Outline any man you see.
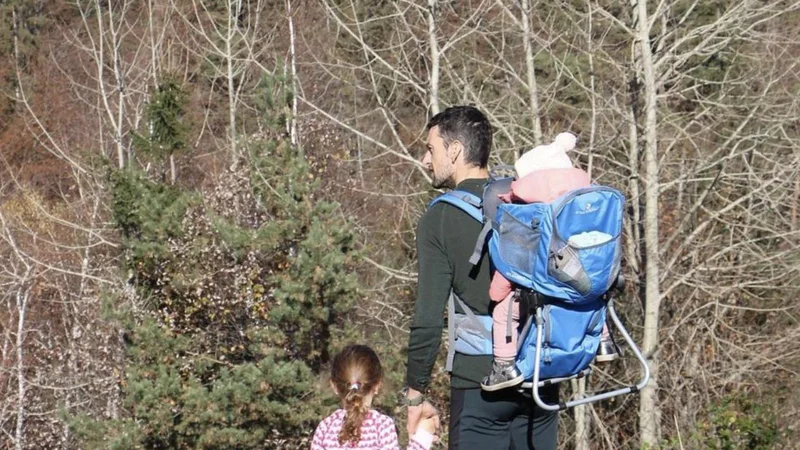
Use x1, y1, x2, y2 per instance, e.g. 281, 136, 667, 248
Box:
403, 106, 559, 450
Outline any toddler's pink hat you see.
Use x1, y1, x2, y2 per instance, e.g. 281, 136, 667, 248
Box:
515, 132, 578, 178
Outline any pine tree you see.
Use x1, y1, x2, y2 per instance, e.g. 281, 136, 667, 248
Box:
71, 73, 360, 449
132, 77, 190, 182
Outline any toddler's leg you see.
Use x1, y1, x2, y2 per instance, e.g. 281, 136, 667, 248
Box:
483, 291, 524, 391
597, 322, 619, 363
492, 292, 519, 362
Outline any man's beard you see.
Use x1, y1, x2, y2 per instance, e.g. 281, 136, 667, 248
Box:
431, 174, 455, 189
431, 177, 456, 189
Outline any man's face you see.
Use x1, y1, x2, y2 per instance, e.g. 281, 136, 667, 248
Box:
423, 126, 456, 189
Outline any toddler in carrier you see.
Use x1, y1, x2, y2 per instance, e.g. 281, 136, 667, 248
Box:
481, 132, 619, 391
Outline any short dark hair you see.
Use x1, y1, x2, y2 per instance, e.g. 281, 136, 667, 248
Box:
426, 106, 493, 168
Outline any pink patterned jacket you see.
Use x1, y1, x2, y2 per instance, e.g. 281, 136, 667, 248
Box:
311, 409, 434, 450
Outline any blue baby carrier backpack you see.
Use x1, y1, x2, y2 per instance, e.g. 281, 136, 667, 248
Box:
431, 171, 650, 411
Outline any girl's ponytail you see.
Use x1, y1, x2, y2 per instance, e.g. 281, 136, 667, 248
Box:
330, 346, 383, 445
339, 384, 369, 444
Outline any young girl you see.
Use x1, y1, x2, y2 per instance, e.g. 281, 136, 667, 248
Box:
481, 132, 618, 392
312, 345, 438, 450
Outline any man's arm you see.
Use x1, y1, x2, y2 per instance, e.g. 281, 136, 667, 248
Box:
406, 206, 452, 392
406, 206, 452, 434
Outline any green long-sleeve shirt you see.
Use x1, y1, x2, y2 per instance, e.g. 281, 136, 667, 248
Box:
406, 178, 493, 391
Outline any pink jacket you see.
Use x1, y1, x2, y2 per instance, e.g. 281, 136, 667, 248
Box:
489, 168, 591, 302
311, 409, 434, 450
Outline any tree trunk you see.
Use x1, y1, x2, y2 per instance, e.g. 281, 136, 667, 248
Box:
170, 154, 177, 184
427, 0, 440, 115
585, 0, 596, 178
112, 8, 126, 171
572, 378, 590, 450
286, 0, 299, 147
792, 170, 799, 230
625, 103, 642, 276
227, 0, 239, 167
635, 0, 663, 444
14, 281, 30, 450
520, 0, 542, 145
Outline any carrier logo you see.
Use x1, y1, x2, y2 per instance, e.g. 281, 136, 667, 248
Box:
576, 202, 600, 215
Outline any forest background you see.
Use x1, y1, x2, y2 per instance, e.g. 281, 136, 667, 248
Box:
0, 0, 798, 449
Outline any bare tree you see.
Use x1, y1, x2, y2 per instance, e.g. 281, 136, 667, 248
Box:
0, 210, 34, 450
519, 0, 542, 145
286, 0, 299, 146
173, 0, 274, 167
427, 0, 440, 115
631, 0, 663, 442
72, 0, 148, 169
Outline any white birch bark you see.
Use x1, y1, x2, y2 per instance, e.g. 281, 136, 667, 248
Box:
520, 0, 542, 144
634, 0, 662, 444
427, 0, 440, 115
286, 0, 299, 147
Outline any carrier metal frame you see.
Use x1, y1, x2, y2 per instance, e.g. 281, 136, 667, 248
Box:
519, 289, 651, 411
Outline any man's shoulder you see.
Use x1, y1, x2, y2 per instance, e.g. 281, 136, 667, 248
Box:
418, 199, 474, 237
418, 198, 447, 230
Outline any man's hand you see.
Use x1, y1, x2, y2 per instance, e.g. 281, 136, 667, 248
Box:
406, 388, 438, 436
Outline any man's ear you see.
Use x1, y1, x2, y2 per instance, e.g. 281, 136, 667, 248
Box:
448, 140, 464, 163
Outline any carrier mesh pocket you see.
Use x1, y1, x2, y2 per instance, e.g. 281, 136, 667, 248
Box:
497, 213, 541, 275
548, 243, 591, 295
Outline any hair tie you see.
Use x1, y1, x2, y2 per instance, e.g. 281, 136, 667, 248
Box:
349, 382, 360, 392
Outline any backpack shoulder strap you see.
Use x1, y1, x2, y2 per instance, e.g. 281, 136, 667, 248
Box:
429, 189, 499, 266
466, 177, 513, 266
428, 190, 483, 223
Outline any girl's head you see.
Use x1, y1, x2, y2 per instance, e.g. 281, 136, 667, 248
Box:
330, 345, 384, 445
515, 132, 578, 178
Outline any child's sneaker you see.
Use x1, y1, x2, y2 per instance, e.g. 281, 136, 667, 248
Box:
481, 360, 524, 391
596, 334, 619, 363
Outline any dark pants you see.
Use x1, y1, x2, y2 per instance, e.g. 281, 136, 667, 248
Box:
448, 387, 559, 450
